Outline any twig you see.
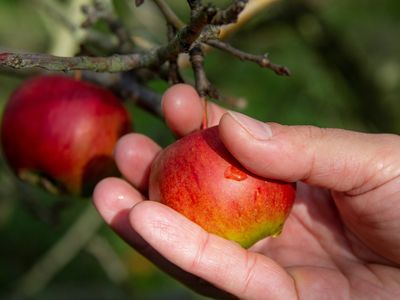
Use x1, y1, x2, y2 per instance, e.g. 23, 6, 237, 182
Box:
187, 0, 203, 11
189, 46, 218, 98
167, 24, 184, 85
1, 0, 288, 122
81, 2, 134, 52
15, 203, 103, 297
0, 52, 143, 72
117, 73, 163, 117
33, 0, 86, 57
206, 39, 290, 76
153, 0, 185, 29
35, 0, 118, 56
0, 66, 163, 118
85, 235, 129, 285
212, 0, 248, 25
167, 59, 184, 85
0, 6, 216, 73
178, 0, 279, 69
33, 0, 76, 32
219, 94, 248, 110
82, 71, 163, 117
190, 46, 207, 97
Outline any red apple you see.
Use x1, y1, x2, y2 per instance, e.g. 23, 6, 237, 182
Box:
1, 75, 132, 196
149, 126, 296, 248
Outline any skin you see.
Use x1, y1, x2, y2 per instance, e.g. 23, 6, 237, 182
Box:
93, 84, 400, 299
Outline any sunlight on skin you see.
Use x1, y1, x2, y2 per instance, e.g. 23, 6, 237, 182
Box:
94, 84, 400, 299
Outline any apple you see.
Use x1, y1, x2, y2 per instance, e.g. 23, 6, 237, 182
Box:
149, 126, 296, 248
1, 75, 132, 196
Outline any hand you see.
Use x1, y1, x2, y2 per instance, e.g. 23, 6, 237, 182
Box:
93, 84, 400, 299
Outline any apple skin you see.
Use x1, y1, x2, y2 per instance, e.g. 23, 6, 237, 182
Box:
1, 75, 131, 196
149, 126, 296, 248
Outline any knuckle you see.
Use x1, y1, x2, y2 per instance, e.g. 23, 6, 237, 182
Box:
190, 232, 211, 271
240, 253, 258, 297
301, 125, 329, 142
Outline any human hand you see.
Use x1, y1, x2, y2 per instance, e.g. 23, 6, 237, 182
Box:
93, 84, 400, 299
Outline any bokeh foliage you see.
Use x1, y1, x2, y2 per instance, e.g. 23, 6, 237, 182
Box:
0, 0, 399, 299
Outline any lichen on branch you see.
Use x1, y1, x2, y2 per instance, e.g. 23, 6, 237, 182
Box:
0, 3, 217, 73
0, 0, 290, 113
0, 52, 144, 73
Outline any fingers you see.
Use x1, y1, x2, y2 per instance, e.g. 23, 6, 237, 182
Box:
129, 201, 297, 300
112, 85, 224, 191
218, 111, 400, 194
162, 84, 226, 136
93, 177, 147, 248
114, 133, 161, 192
93, 178, 237, 299
114, 85, 226, 191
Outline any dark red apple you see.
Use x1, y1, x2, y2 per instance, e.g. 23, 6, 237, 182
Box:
1, 75, 131, 196
149, 126, 296, 248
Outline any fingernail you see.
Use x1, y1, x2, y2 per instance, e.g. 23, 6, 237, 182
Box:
228, 111, 272, 140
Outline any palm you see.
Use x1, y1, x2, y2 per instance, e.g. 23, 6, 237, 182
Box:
253, 182, 400, 299
94, 85, 400, 299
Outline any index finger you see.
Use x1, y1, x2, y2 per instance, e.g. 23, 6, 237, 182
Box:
162, 84, 227, 136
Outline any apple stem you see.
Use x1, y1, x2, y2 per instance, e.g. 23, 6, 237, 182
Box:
201, 97, 208, 129
74, 70, 82, 81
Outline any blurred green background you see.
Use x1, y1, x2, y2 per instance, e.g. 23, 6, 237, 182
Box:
0, 0, 399, 299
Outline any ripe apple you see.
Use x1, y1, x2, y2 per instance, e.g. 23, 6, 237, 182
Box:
149, 126, 296, 248
1, 75, 132, 196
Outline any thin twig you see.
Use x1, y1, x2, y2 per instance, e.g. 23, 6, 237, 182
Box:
33, 0, 76, 32
206, 39, 291, 76
15, 204, 103, 297
189, 46, 219, 98
0, 6, 216, 73
187, 0, 203, 11
82, 71, 163, 117
167, 24, 184, 85
153, 0, 185, 29
212, 0, 248, 25
81, 2, 134, 52
190, 45, 211, 129
35, 0, 118, 55
178, 0, 279, 69
117, 73, 163, 117
85, 235, 129, 285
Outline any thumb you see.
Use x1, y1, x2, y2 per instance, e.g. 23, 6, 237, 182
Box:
218, 111, 399, 194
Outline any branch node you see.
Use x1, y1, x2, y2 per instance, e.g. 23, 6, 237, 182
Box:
212, 0, 248, 25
